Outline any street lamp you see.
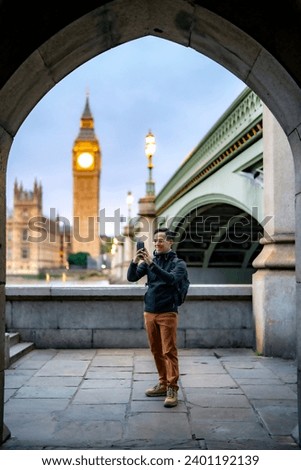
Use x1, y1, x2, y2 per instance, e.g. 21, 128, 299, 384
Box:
145, 130, 156, 196
126, 190, 134, 223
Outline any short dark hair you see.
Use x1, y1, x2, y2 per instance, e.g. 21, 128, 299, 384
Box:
154, 227, 176, 240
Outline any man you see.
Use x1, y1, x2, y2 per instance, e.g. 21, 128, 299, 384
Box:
127, 227, 188, 408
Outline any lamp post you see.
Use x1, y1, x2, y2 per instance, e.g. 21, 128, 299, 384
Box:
126, 190, 134, 223
138, 130, 157, 254
145, 130, 156, 196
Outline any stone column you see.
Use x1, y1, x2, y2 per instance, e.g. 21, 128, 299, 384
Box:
120, 224, 135, 282
137, 195, 157, 254
109, 237, 124, 283
289, 120, 301, 448
0, 128, 11, 443
123, 224, 135, 260
252, 105, 296, 357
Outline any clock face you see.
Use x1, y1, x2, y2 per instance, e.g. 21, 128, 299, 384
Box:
77, 152, 94, 169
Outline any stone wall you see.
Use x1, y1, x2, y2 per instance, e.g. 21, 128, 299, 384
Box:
5, 285, 253, 349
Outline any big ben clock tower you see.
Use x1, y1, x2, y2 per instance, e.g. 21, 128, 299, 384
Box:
72, 94, 101, 259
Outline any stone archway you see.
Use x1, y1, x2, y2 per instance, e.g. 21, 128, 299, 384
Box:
1, 0, 301, 446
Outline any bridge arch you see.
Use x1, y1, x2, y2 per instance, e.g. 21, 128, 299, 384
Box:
1, 0, 301, 446
169, 201, 263, 284
1, 2, 300, 148
166, 193, 263, 225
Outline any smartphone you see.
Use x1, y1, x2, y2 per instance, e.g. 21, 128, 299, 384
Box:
136, 241, 145, 251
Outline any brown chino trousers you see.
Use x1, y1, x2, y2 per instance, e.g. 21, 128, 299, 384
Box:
144, 312, 179, 390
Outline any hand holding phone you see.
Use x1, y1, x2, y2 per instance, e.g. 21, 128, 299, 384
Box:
136, 241, 145, 251
134, 240, 146, 263
134, 240, 152, 265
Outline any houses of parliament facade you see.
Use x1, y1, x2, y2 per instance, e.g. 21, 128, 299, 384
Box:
6, 96, 102, 275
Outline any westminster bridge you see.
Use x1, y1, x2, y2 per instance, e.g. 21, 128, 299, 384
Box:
109, 85, 296, 361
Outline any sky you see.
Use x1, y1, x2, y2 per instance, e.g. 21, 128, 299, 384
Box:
6, 36, 246, 236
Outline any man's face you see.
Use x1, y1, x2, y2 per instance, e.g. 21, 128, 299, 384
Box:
153, 232, 173, 254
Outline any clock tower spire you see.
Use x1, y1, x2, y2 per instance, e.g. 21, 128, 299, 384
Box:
72, 94, 101, 261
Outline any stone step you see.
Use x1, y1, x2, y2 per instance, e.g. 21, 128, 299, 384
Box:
10, 341, 35, 366
9, 332, 21, 347
5, 332, 35, 368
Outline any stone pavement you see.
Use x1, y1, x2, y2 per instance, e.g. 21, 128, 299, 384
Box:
1, 348, 300, 450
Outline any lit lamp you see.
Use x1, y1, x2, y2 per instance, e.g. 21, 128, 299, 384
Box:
145, 130, 156, 196
126, 190, 134, 223
111, 237, 118, 254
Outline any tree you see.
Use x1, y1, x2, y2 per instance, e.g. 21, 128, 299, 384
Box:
68, 252, 89, 268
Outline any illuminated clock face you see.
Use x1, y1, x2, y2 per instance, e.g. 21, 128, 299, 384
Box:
77, 152, 94, 169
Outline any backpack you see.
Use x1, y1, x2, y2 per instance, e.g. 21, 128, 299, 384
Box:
167, 256, 190, 306
174, 271, 190, 306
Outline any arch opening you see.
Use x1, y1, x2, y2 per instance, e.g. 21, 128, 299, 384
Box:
173, 203, 263, 284
1, 0, 301, 449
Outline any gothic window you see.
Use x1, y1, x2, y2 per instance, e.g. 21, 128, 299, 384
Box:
21, 247, 29, 259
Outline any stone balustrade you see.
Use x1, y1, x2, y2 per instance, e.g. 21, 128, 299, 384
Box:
5, 284, 253, 349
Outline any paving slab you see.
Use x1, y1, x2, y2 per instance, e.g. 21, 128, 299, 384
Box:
73, 387, 131, 404
5, 398, 70, 414
185, 389, 250, 408
11, 359, 52, 370
191, 419, 269, 441
85, 367, 132, 379
25, 376, 82, 387
51, 420, 124, 445
4, 389, 16, 402
7, 413, 59, 442
181, 374, 237, 387
133, 361, 158, 373
224, 366, 278, 379
1, 348, 299, 450
188, 406, 256, 422
35, 359, 90, 377
130, 399, 186, 413
4, 374, 32, 388
133, 373, 158, 381
125, 412, 191, 440
205, 436, 298, 450
239, 383, 297, 400
55, 350, 96, 360
62, 403, 127, 420
91, 355, 134, 367
13, 386, 78, 399
256, 404, 298, 435
80, 378, 131, 389
180, 364, 227, 374
235, 377, 284, 385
